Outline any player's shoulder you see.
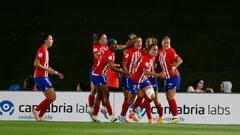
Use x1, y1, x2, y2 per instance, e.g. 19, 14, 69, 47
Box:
167, 48, 176, 53
37, 46, 46, 53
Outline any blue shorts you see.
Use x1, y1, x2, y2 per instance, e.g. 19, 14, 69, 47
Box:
34, 77, 53, 92
148, 77, 158, 91
163, 76, 180, 91
128, 78, 152, 95
89, 69, 93, 82
121, 76, 129, 90
91, 73, 107, 87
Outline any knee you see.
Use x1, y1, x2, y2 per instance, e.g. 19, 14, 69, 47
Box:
50, 94, 56, 101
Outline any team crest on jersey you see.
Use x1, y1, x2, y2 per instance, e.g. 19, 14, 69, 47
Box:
108, 55, 113, 60
145, 62, 149, 67
93, 48, 98, 52
124, 51, 129, 58
38, 53, 43, 57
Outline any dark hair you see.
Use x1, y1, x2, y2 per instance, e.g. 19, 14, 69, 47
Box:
107, 38, 117, 46
147, 44, 157, 50
92, 33, 105, 44
192, 79, 204, 89
40, 33, 51, 44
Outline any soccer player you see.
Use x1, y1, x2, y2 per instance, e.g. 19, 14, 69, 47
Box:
130, 37, 164, 124
91, 38, 129, 122
32, 33, 64, 121
121, 37, 143, 122
88, 33, 108, 119
158, 36, 183, 123
118, 44, 165, 124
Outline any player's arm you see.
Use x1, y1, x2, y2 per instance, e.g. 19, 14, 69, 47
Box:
48, 67, 64, 79
94, 51, 103, 60
170, 56, 183, 75
109, 62, 129, 75
143, 68, 165, 78
34, 58, 64, 79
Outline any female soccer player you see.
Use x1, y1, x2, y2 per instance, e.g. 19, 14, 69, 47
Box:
158, 36, 183, 123
32, 33, 64, 121
118, 44, 165, 124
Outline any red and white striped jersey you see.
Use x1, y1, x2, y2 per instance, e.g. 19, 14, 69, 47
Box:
34, 45, 49, 78
143, 48, 158, 78
130, 54, 153, 83
122, 48, 143, 75
91, 44, 109, 70
92, 49, 115, 75
158, 48, 179, 79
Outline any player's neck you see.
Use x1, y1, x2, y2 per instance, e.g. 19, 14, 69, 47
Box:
42, 44, 49, 49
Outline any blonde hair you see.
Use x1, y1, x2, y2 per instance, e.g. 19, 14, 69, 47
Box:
162, 36, 170, 41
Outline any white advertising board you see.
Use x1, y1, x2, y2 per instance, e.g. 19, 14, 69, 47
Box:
0, 91, 239, 124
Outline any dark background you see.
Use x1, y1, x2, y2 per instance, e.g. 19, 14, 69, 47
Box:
0, 1, 239, 92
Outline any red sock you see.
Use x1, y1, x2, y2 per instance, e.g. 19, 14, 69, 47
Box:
38, 98, 53, 117
169, 99, 178, 116
35, 98, 52, 111
101, 96, 106, 107
88, 95, 95, 107
145, 102, 152, 119
120, 98, 131, 116
156, 104, 163, 117
140, 97, 151, 109
106, 104, 113, 116
93, 104, 100, 116
132, 96, 143, 112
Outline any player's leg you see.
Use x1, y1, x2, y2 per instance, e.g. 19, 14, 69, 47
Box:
100, 85, 117, 122
135, 85, 154, 119
165, 76, 180, 123
88, 81, 96, 115
153, 90, 163, 124
91, 88, 102, 122
32, 77, 54, 121
129, 90, 144, 122
37, 88, 56, 120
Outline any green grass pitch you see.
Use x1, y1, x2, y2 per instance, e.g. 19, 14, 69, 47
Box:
1, 121, 240, 135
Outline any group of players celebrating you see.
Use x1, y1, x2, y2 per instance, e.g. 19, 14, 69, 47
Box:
88, 33, 183, 124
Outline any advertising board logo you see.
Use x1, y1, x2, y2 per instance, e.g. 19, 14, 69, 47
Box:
0, 100, 15, 116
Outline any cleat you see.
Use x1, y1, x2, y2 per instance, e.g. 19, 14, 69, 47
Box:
168, 118, 179, 124
135, 107, 143, 119
91, 115, 101, 122
148, 119, 154, 124
129, 113, 139, 122
157, 116, 164, 124
32, 110, 40, 121
110, 115, 117, 122
118, 115, 130, 124
100, 108, 109, 119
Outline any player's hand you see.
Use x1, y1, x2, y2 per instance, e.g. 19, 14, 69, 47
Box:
123, 71, 130, 76
56, 72, 64, 79
157, 72, 165, 78
170, 66, 176, 75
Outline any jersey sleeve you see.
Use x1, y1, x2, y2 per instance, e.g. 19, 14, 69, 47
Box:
36, 48, 45, 61
106, 52, 115, 63
169, 48, 179, 61
122, 49, 130, 62
143, 57, 151, 70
